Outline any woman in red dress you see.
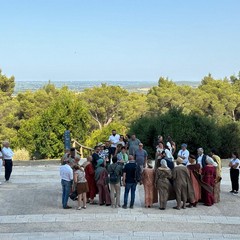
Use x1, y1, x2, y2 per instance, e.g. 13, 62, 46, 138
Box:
83, 156, 97, 204
187, 155, 201, 207
201, 156, 217, 206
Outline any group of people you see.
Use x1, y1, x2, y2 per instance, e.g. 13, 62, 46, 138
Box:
60, 131, 239, 211
0, 141, 14, 184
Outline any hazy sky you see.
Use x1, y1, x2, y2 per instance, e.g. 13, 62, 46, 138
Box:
0, 0, 239, 82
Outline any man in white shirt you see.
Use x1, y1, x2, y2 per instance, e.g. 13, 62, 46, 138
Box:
197, 148, 207, 168
108, 130, 120, 159
60, 160, 73, 209
177, 143, 189, 165
2, 141, 14, 182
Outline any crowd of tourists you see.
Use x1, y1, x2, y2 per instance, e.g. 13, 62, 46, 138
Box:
60, 130, 240, 210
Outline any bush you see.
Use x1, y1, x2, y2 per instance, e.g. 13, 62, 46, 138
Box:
129, 108, 221, 158
12, 148, 30, 161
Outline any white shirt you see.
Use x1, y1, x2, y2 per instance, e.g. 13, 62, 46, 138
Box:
197, 154, 204, 168
165, 149, 174, 161
178, 149, 189, 165
166, 142, 172, 153
108, 134, 120, 148
60, 164, 73, 181
2, 147, 14, 159
230, 158, 240, 170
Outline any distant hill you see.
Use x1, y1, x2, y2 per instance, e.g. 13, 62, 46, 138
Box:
175, 81, 200, 87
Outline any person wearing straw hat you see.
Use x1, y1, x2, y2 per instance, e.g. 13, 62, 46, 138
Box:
2, 141, 14, 182
142, 160, 158, 208
172, 157, 195, 210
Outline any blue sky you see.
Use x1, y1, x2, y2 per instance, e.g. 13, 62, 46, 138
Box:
0, 0, 239, 82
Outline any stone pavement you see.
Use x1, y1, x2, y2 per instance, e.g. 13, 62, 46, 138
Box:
0, 164, 240, 240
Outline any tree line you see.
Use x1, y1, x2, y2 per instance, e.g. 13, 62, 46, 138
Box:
0, 69, 240, 159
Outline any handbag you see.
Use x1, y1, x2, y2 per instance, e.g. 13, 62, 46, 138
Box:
69, 190, 78, 201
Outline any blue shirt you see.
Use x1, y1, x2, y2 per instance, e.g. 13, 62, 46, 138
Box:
123, 161, 137, 183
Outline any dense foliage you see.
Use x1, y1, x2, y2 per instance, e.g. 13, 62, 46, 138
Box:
1, 68, 240, 159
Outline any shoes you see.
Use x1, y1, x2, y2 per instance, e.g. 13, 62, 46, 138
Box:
64, 206, 72, 209
173, 206, 180, 210
0, 182, 2, 185
122, 205, 127, 209
82, 206, 86, 209
159, 208, 165, 210
130, 205, 134, 209
77, 207, 82, 210
106, 204, 111, 206
233, 191, 238, 195
229, 190, 234, 193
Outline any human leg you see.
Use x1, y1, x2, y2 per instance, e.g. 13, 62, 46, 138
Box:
123, 183, 131, 207
110, 184, 116, 206
130, 183, 137, 207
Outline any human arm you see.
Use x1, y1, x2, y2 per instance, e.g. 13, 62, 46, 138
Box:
122, 172, 126, 186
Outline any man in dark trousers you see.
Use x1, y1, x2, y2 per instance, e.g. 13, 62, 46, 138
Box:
122, 155, 138, 209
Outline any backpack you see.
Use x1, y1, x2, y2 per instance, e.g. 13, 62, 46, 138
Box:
109, 164, 118, 184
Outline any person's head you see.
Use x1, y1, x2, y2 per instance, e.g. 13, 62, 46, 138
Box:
139, 143, 143, 149
87, 156, 92, 162
129, 155, 135, 161
176, 157, 184, 165
181, 143, 187, 150
117, 144, 122, 150
3, 141, 10, 148
189, 154, 196, 164
158, 142, 164, 149
105, 141, 110, 147
160, 159, 168, 168
197, 148, 204, 156
121, 146, 126, 153
96, 158, 104, 168
94, 146, 100, 153
147, 160, 153, 168
112, 130, 117, 136
131, 134, 136, 140
167, 135, 172, 142
120, 135, 124, 141
158, 135, 163, 142
232, 152, 239, 159
125, 134, 130, 140
98, 143, 104, 150
74, 154, 81, 163
112, 156, 118, 163
70, 148, 76, 157
210, 148, 218, 156
73, 165, 81, 171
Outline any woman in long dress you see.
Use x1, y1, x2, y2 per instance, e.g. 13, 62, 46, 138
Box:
201, 156, 217, 206
95, 159, 111, 206
187, 155, 201, 207
155, 159, 172, 210
210, 149, 222, 203
83, 156, 97, 204
142, 161, 158, 208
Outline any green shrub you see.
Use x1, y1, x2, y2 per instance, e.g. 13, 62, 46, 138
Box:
12, 148, 30, 161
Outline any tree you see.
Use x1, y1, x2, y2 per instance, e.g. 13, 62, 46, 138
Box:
80, 84, 129, 129
17, 88, 91, 158
0, 69, 15, 97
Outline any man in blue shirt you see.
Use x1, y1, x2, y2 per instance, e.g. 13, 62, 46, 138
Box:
122, 155, 137, 209
134, 143, 148, 183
